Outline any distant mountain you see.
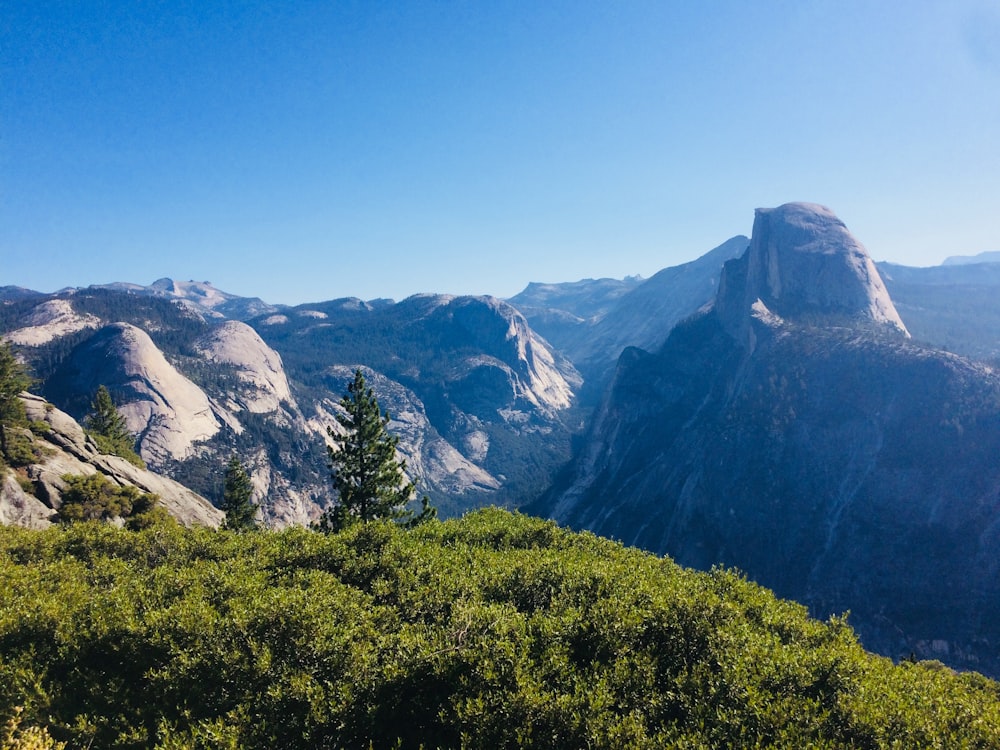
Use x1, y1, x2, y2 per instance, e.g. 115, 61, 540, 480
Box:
93, 278, 279, 320
941, 250, 1000, 266
2, 285, 581, 525
250, 294, 583, 515
507, 276, 644, 350
0, 286, 44, 303
877, 261, 1000, 362
509, 237, 748, 389
537, 203, 1000, 675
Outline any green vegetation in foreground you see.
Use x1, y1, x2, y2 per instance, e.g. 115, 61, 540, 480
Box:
1, 510, 998, 749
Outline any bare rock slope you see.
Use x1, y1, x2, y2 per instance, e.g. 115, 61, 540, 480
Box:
0, 394, 222, 528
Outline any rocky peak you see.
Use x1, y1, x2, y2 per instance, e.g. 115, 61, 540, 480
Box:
194, 321, 293, 413
716, 203, 908, 344
48, 323, 227, 464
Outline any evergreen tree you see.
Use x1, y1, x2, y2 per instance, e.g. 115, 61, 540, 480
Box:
84, 385, 144, 468
316, 368, 435, 532
0, 342, 31, 427
0, 342, 32, 465
221, 455, 258, 531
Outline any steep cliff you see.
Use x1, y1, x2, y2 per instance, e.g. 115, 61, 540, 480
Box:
46, 323, 226, 464
540, 203, 1000, 675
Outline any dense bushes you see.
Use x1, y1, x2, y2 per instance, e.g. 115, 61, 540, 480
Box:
55, 474, 166, 529
1, 509, 998, 748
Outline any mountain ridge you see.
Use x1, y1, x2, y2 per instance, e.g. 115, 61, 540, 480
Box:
537, 202, 1000, 674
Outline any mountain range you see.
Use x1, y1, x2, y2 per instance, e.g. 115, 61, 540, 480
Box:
4, 202, 1000, 675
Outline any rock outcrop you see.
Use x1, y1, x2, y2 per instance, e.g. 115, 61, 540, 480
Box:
47, 323, 226, 464
194, 321, 293, 413
0, 393, 222, 528
715, 203, 908, 346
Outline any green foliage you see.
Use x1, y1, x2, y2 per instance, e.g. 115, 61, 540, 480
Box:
84, 386, 145, 469
0, 343, 31, 426
55, 473, 162, 525
220, 455, 257, 531
1, 509, 998, 748
317, 369, 435, 532
0, 431, 37, 470
0, 342, 33, 470
2, 707, 64, 750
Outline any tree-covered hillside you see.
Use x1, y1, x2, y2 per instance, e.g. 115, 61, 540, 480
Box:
2, 509, 998, 749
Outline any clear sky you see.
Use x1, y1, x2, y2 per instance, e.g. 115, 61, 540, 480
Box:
3, 1, 999, 305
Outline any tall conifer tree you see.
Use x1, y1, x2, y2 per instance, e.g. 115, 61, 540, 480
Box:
0, 341, 31, 464
317, 368, 435, 532
221, 455, 258, 531
84, 385, 144, 467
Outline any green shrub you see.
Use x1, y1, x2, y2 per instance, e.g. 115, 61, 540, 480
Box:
1, 707, 64, 750
0, 510, 998, 748
56, 473, 160, 525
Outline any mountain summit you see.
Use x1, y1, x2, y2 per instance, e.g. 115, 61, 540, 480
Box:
539, 203, 1000, 674
716, 202, 908, 343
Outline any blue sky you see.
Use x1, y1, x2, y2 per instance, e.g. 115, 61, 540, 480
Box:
3, 1, 999, 305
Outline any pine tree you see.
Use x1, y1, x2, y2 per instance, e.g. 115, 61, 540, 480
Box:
0, 341, 32, 466
0, 341, 31, 427
316, 368, 436, 532
221, 455, 258, 531
84, 385, 144, 468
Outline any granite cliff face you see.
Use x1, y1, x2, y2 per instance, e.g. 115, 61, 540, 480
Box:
194, 321, 294, 414
509, 236, 749, 386
714, 203, 908, 346
47, 323, 226, 465
0, 394, 222, 528
539, 203, 1000, 675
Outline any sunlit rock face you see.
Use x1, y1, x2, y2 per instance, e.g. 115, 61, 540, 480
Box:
539, 203, 1000, 676
47, 323, 224, 465
715, 202, 908, 346
194, 321, 293, 413
0, 394, 222, 529
3, 299, 101, 346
